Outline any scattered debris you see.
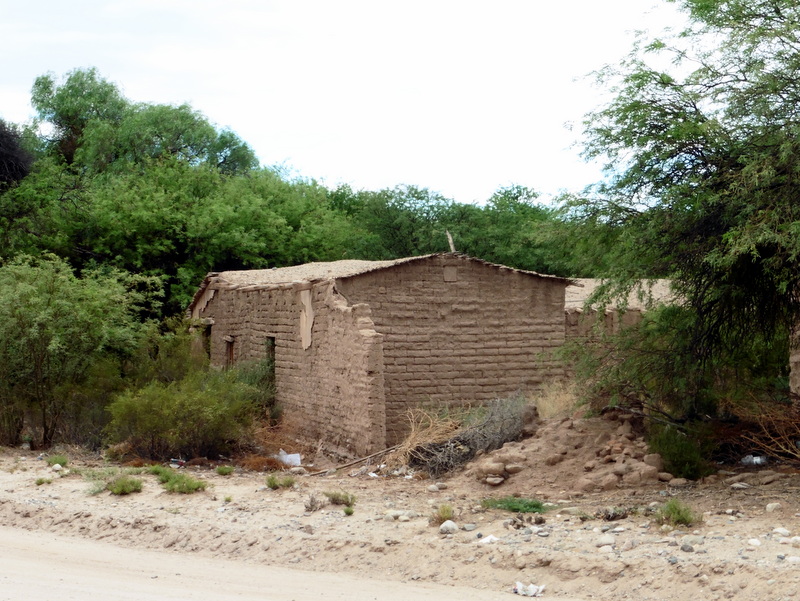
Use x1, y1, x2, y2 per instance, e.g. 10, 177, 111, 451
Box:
513, 582, 546, 597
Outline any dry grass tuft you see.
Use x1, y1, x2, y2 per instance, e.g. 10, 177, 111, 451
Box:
530, 380, 580, 419
385, 408, 462, 471
236, 454, 287, 472
390, 396, 529, 478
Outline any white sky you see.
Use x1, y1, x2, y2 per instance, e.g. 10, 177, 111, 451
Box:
0, 1, 686, 204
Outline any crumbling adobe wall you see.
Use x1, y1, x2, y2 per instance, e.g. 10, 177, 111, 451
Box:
336, 254, 568, 445
565, 307, 644, 339
197, 281, 386, 456
790, 347, 800, 397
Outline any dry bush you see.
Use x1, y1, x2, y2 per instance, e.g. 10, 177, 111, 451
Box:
394, 397, 528, 478
729, 399, 800, 460
531, 380, 579, 419
385, 408, 462, 471
251, 418, 317, 458
236, 453, 287, 472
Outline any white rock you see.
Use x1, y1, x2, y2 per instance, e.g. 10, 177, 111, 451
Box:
439, 520, 459, 534
786, 556, 800, 564
766, 502, 782, 513
774, 527, 791, 537
596, 534, 616, 547
747, 538, 762, 547
51, 464, 62, 472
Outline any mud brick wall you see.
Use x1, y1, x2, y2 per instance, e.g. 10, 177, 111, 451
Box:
791, 347, 800, 397
564, 308, 644, 339
336, 255, 568, 445
199, 281, 386, 456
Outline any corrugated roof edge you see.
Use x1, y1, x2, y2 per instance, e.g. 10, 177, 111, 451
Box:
186, 253, 576, 315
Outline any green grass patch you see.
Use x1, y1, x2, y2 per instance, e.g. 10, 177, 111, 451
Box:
323, 491, 356, 507
147, 465, 206, 493
46, 454, 68, 468
266, 473, 295, 490
106, 475, 143, 495
343, 506, 354, 516
216, 465, 234, 476
656, 498, 700, 527
481, 496, 546, 513
35, 477, 52, 486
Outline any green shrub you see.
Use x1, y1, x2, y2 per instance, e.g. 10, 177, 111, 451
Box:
343, 506, 354, 516
656, 498, 700, 527
46, 455, 68, 467
162, 472, 206, 494
146, 465, 206, 493
216, 465, 234, 476
106, 475, 143, 495
648, 425, 714, 480
35, 477, 51, 486
105, 370, 258, 460
148, 464, 175, 483
266, 473, 295, 490
481, 496, 546, 513
323, 491, 356, 507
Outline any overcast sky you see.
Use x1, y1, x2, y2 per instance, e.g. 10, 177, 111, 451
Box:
1, 1, 686, 204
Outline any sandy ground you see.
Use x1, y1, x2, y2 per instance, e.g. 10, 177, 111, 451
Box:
2, 414, 800, 601
0, 526, 524, 601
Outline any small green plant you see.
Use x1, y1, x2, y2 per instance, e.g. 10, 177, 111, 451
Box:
106, 475, 143, 495
224, 495, 232, 503
46, 455, 68, 468
216, 465, 234, 476
429, 504, 455, 525
323, 491, 357, 507
266, 473, 295, 490
343, 505, 354, 516
648, 425, 714, 481
162, 472, 206, 494
35, 477, 52, 486
656, 498, 700, 527
147, 465, 206, 493
481, 497, 546, 513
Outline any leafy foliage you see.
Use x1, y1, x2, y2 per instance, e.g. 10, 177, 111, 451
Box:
580, 0, 800, 366
0, 119, 33, 189
647, 424, 714, 481
105, 370, 259, 460
0, 254, 155, 446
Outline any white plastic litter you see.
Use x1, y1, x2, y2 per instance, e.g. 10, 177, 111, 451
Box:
276, 449, 301, 467
513, 582, 546, 597
477, 534, 499, 545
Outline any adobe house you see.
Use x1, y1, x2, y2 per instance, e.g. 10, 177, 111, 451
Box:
188, 253, 572, 457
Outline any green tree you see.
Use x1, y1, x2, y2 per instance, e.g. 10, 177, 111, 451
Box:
0, 254, 157, 446
580, 0, 800, 369
31, 67, 129, 165
0, 119, 33, 189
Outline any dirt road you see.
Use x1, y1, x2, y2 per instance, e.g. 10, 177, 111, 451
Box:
0, 526, 549, 601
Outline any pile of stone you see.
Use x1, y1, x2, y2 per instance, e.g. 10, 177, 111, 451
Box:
465, 414, 677, 492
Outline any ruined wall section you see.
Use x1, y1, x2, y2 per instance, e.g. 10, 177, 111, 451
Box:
790, 346, 800, 397
337, 255, 567, 445
198, 281, 385, 456
565, 308, 644, 340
